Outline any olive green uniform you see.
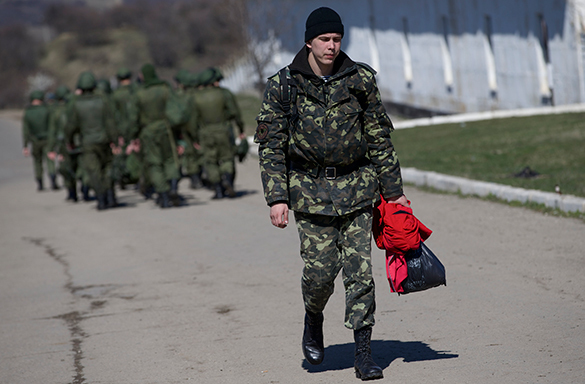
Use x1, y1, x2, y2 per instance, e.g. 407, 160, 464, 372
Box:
66, 72, 118, 209
255, 47, 403, 330
193, 84, 244, 192
111, 82, 139, 185
132, 65, 180, 199
22, 96, 57, 189
182, 85, 205, 187
47, 87, 80, 198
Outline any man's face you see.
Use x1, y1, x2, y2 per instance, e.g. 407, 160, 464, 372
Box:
306, 33, 342, 67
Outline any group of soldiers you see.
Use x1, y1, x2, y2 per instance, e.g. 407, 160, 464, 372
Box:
21, 64, 249, 210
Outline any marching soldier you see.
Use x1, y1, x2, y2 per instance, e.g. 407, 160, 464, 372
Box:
193, 67, 245, 199
22, 90, 59, 191
111, 67, 138, 188
65, 71, 119, 210
132, 63, 180, 208
47, 85, 79, 201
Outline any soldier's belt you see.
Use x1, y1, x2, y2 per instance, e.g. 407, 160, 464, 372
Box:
290, 158, 369, 180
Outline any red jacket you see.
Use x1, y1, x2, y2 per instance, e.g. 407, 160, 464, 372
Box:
373, 197, 432, 293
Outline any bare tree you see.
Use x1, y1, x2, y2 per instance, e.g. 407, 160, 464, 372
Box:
0, 24, 43, 107
218, 0, 293, 91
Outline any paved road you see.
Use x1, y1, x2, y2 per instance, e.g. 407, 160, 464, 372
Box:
1, 113, 584, 384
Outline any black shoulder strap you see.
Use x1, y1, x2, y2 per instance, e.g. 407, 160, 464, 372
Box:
279, 67, 291, 114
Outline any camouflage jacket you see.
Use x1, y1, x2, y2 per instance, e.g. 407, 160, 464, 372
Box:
130, 80, 172, 139
111, 84, 135, 143
65, 92, 117, 147
192, 86, 244, 135
255, 47, 403, 216
47, 101, 68, 153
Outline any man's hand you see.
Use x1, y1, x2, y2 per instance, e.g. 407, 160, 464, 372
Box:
22, 147, 30, 157
387, 194, 409, 207
47, 151, 57, 161
270, 202, 289, 229
110, 143, 122, 155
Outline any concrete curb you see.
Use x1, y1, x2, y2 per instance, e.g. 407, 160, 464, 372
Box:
402, 167, 585, 213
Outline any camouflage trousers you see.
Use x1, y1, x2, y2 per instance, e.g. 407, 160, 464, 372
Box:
80, 144, 113, 196
294, 207, 375, 330
199, 126, 235, 184
58, 151, 80, 190
140, 121, 180, 194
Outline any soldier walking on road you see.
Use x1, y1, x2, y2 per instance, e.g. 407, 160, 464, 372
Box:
177, 71, 205, 190
65, 71, 119, 210
47, 85, 80, 202
132, 64, 180, 208
255, 7, 408, 381
194, 67, 245, 199
22, 90, 59, 191
111, 67, 138, 189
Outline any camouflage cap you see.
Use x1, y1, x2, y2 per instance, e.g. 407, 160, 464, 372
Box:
198, 67, 216, 87
97, 79, 112, 94
212, 67, 224, 83
174, 69, 191, 85
116, 67, 132, 80
29, 90, 45, 102
186, 72, 201, 88
77, 71, 97, 91
141, 63, 158, 83
54, 85, 71, 100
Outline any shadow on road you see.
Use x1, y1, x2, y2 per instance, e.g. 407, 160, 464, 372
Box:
302, 340, 458, 372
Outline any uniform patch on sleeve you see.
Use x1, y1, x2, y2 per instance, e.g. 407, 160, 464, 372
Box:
256, 123, 269, 141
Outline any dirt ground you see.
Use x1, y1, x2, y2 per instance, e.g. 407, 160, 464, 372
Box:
1, 113, 584, 384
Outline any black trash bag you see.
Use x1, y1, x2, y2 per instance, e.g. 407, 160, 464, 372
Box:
401, 242, 446, 294
237, 137, 249, 162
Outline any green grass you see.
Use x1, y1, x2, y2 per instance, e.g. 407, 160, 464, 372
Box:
391, 112, 585, 198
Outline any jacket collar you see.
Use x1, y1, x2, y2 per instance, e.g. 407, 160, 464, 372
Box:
289, 46, 356, 81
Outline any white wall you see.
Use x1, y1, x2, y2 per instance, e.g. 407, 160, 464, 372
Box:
223, 0, 584, 114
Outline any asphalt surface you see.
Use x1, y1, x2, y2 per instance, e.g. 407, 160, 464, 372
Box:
1, 112, 584, 384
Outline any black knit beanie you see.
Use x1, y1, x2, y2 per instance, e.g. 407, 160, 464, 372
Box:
305, 7, 344, 42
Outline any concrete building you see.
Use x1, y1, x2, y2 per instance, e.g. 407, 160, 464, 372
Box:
223, 0, 585, 115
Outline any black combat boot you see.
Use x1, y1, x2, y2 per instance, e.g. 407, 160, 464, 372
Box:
67, 187, 78, 202
158, 192, 171, 208
96, 194, 107, 211
189, 173, 203, 189
302, 311, 324, 365
81, 185, 91, 201
221, 173, 236, 198
36, 178, 44, 191
353, 326, 383, 380
50, 174, 60, 190
170, 178, 179, 196
212, 183, 224, 199
141, 183, 154, 200
106, 188, 118, 208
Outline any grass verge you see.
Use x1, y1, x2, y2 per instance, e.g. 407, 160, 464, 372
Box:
392, 112, 585, 198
